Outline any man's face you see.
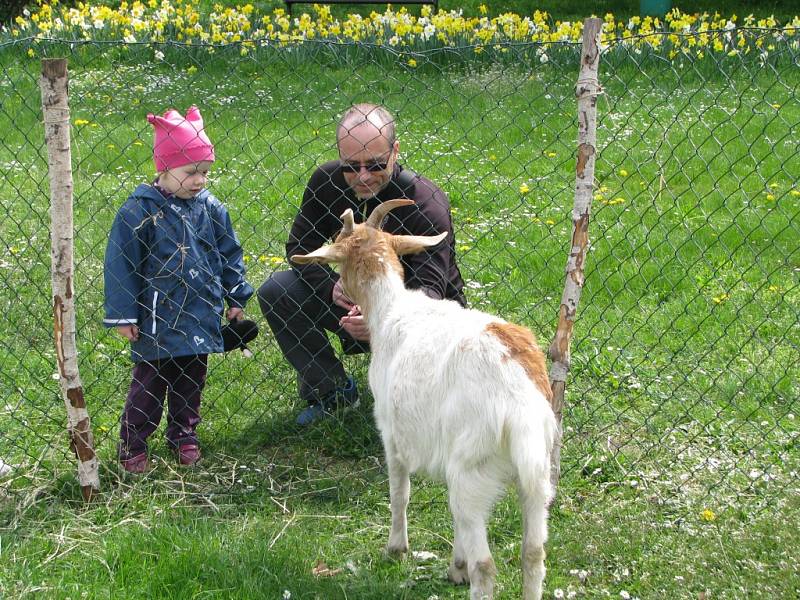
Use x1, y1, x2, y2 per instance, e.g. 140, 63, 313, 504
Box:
338, 122, 399, 200
158, 161, 212, 199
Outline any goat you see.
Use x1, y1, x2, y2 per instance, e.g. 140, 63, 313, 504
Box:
292, 199, 556, 600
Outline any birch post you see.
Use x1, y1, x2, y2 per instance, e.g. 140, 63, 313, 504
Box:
548, 18, 603, 496
40, 58, 100, 501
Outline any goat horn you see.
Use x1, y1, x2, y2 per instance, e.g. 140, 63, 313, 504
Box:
340, 208, 355, 235
365, 198, 415, 229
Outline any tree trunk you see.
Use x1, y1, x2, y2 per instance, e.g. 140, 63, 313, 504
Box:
40, 58, 100, 501
548, 18, 603, 498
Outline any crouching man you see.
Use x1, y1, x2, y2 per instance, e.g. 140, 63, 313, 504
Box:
258, 103, 466, 425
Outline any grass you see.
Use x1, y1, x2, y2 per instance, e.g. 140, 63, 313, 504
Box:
1, 30, 799, 600
208, 0, 800, 22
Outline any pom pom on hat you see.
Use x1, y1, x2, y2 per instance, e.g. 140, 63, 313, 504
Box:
147, 105, 215, 171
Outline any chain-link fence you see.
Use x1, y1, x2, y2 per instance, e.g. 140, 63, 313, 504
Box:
1, 32, 798, 519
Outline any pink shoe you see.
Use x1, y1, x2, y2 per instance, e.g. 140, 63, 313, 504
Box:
177, 444, 201, 466
120, 452, 148, 474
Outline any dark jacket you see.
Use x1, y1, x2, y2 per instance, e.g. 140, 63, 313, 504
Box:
104, 184, 253, 362
287, 160, 466, 306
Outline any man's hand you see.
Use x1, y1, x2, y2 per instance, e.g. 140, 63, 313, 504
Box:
332, 278, 356, 310
116, 324, 139, 342
226, 307, 244, 322
339, 305, 370, 342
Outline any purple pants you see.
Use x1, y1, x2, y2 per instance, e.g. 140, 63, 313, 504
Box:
118, 355, 208, 460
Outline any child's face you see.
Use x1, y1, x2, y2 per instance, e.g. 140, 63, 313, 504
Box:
158, 161, 212, 199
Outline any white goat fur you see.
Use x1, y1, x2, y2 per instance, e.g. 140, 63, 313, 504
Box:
293, 200, 557, 600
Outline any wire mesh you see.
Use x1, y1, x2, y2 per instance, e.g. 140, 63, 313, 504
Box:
0, 33, 797, 519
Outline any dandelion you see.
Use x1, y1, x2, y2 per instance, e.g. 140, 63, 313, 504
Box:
701, 508, 716, 521
791, 190, 800, 197
771, 103, 781, 109
546, 151, 557, 157
407, 58, 417, 67
618, 168, 629, 177
712, 293, 729, 304
458, 245, 472, 251
186, 65, 197, 74
519, 183, 530, 194
545, 219, 555, 225
766, 193, 776, 201
74, 119, 90, 126
27, 48, 35, 57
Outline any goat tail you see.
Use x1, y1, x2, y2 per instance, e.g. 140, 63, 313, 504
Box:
508, 412, 555, 507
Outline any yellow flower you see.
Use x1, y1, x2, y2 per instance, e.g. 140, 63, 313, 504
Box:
791, 190, 800, 197
458, 245, 472, 251
186, 65, 197, 74
701, 508, 716, 522
546, 151, 557, 158
619, 168, 629, 177
519, 183, 530, 194
479, 4, 488, 15
74, 119, 90, 126
766, 194, 776, 201
712, 293, 729, 304
769, 182, 779, 188
27, 48, 35, 57
545, 219, 555, 225
407, 58, 417, 67
771, 103, 781, 109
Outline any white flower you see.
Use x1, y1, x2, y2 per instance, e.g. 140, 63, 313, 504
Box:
282, 591, 291, 600
539, 53, 549, 63
554, 589, 565, 599
620, 591, 631, 600
154, 50, 165, 61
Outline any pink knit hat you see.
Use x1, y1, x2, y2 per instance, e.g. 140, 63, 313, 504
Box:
147, 106, 215, 171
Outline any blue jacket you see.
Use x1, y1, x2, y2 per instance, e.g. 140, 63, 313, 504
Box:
103, 184, 253, 362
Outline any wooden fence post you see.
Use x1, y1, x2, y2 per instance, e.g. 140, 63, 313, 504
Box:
40, 58, 100, 501
548, 17, 603, 497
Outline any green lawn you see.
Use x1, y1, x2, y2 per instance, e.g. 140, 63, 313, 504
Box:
211, 0, 800, 22
1, 31, 799, 600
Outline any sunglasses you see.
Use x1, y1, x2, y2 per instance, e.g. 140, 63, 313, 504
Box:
339, 161, 390, 173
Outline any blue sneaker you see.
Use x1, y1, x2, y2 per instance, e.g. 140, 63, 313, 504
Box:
296, 376, 359, 426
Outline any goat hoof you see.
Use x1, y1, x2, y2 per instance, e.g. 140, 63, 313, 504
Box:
385, 544, 408, 560
448, 560, 469, 585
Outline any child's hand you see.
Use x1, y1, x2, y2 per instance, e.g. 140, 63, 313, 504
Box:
116, 324, 139, 342
226, 307, 243, 322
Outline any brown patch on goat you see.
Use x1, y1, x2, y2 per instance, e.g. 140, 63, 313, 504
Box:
486, 322, 552, 402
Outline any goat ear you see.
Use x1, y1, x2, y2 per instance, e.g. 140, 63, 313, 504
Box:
291, 244, 346, 265
392, 231, 448, 255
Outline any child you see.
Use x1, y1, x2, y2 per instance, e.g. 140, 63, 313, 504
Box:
104, 106, 253, 474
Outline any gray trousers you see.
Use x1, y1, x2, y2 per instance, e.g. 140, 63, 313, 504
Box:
257, 270, 369, 406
